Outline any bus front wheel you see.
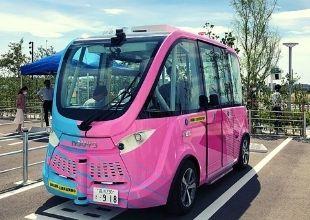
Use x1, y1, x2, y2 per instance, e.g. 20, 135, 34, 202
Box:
166, 160, 198, 215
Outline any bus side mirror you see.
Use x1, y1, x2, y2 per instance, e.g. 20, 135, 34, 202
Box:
199, 95, 208, 110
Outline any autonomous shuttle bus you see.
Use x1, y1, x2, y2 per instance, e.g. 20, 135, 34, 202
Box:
43, 25, 249, 214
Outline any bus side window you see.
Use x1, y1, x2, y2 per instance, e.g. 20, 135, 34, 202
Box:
198, 42, 220, 109
214, 47, 233, 107
143, 40, 203, 117
228, 53, 243, 105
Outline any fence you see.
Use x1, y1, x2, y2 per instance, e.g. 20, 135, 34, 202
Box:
0, 129, 47, 185
249, 109, 307, 137
0, 106, 44, 127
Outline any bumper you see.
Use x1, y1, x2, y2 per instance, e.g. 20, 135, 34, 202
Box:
43, 161, 169, 209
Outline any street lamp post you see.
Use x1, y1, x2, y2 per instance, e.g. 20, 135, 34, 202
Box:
283, 42, 298, 111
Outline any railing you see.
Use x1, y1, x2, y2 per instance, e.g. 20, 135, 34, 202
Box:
249, 109, 307, 137
0, 106, 44, 127
0, 129, 48, 185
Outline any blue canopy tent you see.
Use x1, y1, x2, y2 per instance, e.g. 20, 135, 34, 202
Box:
20, 51, 64, 75
21, 50, 135, 76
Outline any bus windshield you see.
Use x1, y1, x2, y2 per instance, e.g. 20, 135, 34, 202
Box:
57, 37, 164, 121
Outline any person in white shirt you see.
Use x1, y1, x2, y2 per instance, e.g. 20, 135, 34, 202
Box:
271, 84, 282, 133
83, 85, 107, 107
37, 80, 54, 126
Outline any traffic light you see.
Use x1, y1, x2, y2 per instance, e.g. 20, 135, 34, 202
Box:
29, 41, 34, 62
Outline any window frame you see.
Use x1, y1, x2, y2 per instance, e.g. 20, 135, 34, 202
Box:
213, 46, 234, 108
228, 52, 243, 106
197, 40, 223, 110
139, 38, 205, 119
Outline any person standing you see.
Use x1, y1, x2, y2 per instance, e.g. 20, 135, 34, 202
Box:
271, 84, 282, 133
37, 80, 54, 127
14, 86, 28, 133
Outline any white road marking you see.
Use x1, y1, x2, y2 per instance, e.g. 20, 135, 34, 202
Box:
24, 213, 54, 220
24, 213, 38, 220
0, 137, 22, 142
8, 137, 48, 146
0, 121, 32, 126
0, 122, 15, 126
195, 137, 293, 220
0, 132, 15, 136
0, 181, 44, 200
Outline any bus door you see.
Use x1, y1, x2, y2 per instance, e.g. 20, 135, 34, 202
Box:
198, 41, 223, 175
215, 48, 235, 166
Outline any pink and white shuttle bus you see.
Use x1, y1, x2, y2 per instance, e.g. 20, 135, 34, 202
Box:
43, 25, 249, 214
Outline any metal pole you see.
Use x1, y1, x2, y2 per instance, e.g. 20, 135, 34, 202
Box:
40, 107, 43, 128
283, 43, 298, 111
303, 111, 307, 138
288, 47, 292, 111
22, 129, 29, 185
248, 109, 252, 134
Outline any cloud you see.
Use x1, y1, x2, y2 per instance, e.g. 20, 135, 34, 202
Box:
273, 8, 310, 22
102, 8, 126, 15
0, 11, 104, 38
272, 8, 310, 32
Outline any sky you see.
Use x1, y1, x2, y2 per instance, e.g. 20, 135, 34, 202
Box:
0, 0, 309, 83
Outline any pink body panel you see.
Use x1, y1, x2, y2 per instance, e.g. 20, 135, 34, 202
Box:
207, 109, 223, 175
222, 108, 235, 166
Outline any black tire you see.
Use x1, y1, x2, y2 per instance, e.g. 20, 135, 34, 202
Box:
166, 160, 198, 215
236, 136, 250, 169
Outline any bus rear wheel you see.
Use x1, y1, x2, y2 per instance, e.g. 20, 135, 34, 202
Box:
166, 160, 198, 215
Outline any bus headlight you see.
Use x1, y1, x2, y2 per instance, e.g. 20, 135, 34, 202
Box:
118, 129, 155, 154
49, 130, 60, 147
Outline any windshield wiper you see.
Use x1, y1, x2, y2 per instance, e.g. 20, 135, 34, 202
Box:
77, 70, 142, 132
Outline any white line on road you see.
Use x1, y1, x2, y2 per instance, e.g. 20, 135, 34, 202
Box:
8, 137, 48, 146
0, 181, 44, 200
0, 137, 22, 142
0, 133, 47, 143
0, 132, 15, 136
195, 137, 293, 220
0, 121, 32, 126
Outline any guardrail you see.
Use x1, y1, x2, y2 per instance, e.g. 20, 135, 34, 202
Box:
249, 109, 307, 137
0, 129, 48, 185
0, 106, 44, 127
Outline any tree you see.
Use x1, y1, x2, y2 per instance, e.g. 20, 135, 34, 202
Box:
202, 22, 240, 53
232, 0, 281, 109
0, 38, 29, 77
34, 45, 56, 61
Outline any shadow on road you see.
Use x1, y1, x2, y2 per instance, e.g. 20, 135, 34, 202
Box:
35, 196, 69, 218
114, 166, 261, 220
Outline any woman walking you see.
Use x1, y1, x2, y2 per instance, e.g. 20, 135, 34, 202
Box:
14, 86, 28, 133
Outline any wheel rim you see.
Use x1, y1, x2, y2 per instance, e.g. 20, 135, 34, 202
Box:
242, 139, 249, 165
180, 168, 197, 207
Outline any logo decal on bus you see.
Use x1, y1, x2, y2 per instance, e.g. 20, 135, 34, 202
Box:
72, 140, 98, 148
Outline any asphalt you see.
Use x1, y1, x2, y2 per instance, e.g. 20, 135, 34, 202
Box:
0, 121, 309, 220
